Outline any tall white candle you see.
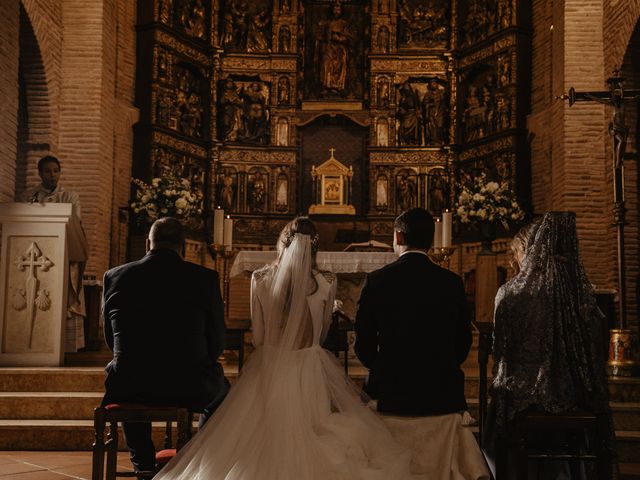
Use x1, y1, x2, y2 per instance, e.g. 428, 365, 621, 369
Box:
442, 210, 452, 248
223, 216, 233, 249
213, 207, 224, 245
433, 218, 443, 249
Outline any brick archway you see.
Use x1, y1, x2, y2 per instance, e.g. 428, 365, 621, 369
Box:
15, 3, 53, 193
604, 0, 640, 74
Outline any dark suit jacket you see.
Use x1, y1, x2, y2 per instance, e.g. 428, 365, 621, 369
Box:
355, 251, 472, 415
102, 249, 226, 411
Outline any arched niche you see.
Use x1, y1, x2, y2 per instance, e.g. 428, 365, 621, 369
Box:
298, 114, 368, 215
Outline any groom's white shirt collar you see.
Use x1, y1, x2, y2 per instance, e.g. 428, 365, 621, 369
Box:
399, 249, 429, 258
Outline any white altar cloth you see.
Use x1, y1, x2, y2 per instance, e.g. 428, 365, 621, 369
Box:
230, 251, 398, 277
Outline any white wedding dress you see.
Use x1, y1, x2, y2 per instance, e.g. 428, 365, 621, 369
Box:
154, 235, 417, 480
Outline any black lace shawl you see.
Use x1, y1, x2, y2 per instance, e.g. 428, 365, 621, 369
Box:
491, 212, 612, 437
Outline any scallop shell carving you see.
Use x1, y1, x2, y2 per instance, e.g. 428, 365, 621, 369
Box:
35, 289, 51, 311
12, 289, 26, 311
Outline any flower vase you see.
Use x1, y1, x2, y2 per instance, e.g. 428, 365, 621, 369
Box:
479, 221, 497, 254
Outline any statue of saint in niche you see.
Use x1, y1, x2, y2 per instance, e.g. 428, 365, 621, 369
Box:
377, 25, 390, 53
220, 173, 235, 211
241, 82, 269, 144
278, 76, 290, 105
246, 9, 271, 52
397, 82, 421, 145
314, 1, 352, 94
422, 80, 445, 145
249, 172, 267, 212
428, 169, 449, 215
397, 174, 416, 211
219, 79, 244, 142
278, 25, 292, 53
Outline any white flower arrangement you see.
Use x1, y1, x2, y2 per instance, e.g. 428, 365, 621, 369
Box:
455, 173, 524, 228
131, 173, 203, 224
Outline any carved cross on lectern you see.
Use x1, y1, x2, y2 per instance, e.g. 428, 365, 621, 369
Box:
561, 71, 640, 330
14, 242, 53, 348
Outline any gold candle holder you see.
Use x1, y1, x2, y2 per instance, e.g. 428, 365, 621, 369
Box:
428, 246, 456, 267
608, 328, 640, 377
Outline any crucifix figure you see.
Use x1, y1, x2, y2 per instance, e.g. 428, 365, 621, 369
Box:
14, 242, 53, 348
561, 71, 640, 331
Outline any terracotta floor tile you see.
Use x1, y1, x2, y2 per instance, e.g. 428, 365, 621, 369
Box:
0, 461, 46, 476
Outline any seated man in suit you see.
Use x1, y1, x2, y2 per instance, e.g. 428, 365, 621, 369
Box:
355, 208, 472, 415
102, 217, 229, 472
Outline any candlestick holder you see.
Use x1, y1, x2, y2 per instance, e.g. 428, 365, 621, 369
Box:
428, 246, 456, 267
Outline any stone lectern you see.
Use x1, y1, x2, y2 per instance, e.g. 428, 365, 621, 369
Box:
0, 203, 86, 366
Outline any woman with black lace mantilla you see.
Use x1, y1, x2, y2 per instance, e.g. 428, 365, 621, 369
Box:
484, 212, 617, 479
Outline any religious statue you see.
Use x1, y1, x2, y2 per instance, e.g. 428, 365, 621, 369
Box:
428, 169, 449, 215
157, 90, 174, 127
585, 86, 629, 169
422, 80, 445, 145
276, 175, 288, 211
377, 77, 390, 108
278, 25, 291, 53
376, 118, 389, 146
314, 1, 352, 94
220, 173, 235, 211
461, 0, 496, 47
397, 174, 416, 211
498, 0, 512, 29
224, 0, 249, 51
249, 172, 266, 212
181, 0, 206, 39
157, 51, 168, 80
280, 0, 291, 14
180, 91, 203, 137
376, 175, 388, 208
396, 81, 421, 145
278, 76, 290, 105
498, 54, 511, 87
377, 25, 390, 54
219, 79, 244, 142
464, 84, 483, 141
246, 9, 271, 52
496, 94, 510, 130
241, 82, 269, 144
378, 0, 389, 14
159, 0, 172, 24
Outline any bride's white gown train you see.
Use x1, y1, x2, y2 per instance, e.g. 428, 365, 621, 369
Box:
155, 236, 487, 479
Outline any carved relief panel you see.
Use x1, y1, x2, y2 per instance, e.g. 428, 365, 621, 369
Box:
220, 0, 273, 52
397, 0, 450, 50
218, 77, 271, 144
395, 77, 449, 146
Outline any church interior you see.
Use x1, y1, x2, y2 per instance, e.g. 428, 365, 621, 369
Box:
1, 0, 640, 478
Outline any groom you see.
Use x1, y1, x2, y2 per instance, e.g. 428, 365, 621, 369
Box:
355, 208, 472, 414
102, 217, 229, 472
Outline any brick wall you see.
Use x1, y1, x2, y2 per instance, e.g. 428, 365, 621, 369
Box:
0, 0, 20, 203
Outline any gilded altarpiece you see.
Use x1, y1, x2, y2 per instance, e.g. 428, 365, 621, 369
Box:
133, 0, 531, 250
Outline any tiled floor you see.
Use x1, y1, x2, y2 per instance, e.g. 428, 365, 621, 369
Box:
0, 451, 132, 479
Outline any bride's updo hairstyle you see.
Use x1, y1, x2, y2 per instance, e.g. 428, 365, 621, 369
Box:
509, 220, 539, 274
276, 216, 320, 268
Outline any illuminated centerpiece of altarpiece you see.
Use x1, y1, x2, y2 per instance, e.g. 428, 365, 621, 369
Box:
309, 148, 356, 216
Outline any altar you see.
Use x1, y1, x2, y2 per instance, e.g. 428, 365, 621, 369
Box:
230, 250, 398, 321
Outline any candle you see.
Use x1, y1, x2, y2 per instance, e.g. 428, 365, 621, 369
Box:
433, 218, 443, 249
442, 210, 452, 248
213, 207, 224, 245
223, 216, 233, 249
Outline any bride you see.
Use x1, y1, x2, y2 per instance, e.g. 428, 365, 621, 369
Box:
154, 217, 416, 479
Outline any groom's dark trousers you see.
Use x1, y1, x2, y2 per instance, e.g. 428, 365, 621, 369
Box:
355, 251, 472, 415
102, 248, 229, 471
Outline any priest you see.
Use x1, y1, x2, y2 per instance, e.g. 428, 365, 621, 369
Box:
20, 155, 88, 352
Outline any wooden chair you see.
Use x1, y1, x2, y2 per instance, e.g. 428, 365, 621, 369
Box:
92, 403, 193, 480
474, 321, 612, 479
496, 409, 611, 479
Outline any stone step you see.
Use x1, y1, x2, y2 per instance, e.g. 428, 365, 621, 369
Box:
1, 367, 639, 403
